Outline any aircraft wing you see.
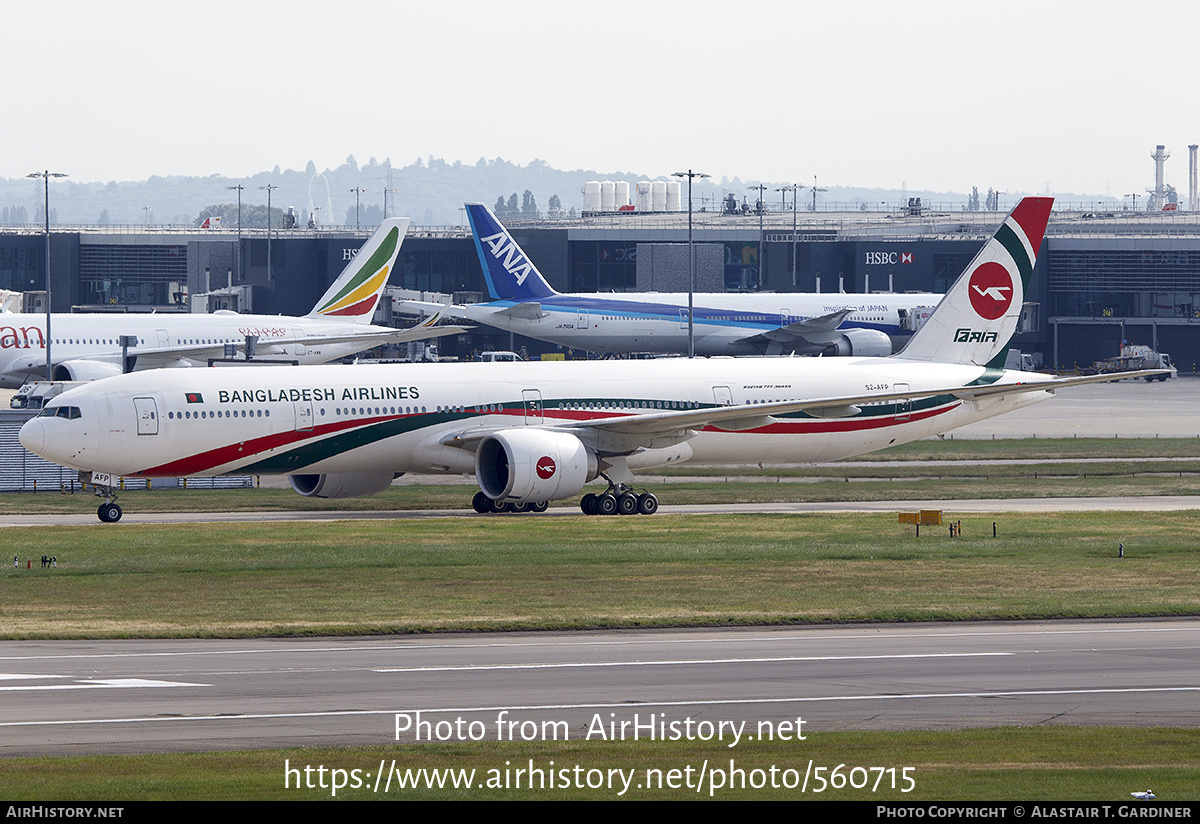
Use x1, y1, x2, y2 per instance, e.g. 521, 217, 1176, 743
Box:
747, 308, 854, 345
440, 370, 1167, 457
393, 298, 546, 322
563, 370, 1169, 439
393, 299, 470, 320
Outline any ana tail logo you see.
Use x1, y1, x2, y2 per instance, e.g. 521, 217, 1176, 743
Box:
479, 231, 534, 287
466, 204, 557, 301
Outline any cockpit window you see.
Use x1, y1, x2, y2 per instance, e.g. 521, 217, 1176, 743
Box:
38, 406, 81, 420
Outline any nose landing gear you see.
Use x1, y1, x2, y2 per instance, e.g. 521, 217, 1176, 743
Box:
98, 501, 123, 523
87, 474, 123, 523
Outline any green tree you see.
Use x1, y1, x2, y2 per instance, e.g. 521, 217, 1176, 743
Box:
521, 189, 538, 217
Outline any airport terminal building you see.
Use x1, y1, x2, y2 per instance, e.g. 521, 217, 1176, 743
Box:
2, 207, 1199, 371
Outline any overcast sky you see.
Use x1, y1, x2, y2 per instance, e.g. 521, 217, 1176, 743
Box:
7, 0, 1198, 197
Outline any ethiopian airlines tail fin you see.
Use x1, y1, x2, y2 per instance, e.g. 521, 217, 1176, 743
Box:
466, 203, 558, 301
895, 197, 1052, 368
307, 217, 411, 324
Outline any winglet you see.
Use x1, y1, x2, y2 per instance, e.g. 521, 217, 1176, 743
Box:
466, 204, 558, 301
308, 218, 411, 324
415, 302, 453, 328
895, 197, 1053, 367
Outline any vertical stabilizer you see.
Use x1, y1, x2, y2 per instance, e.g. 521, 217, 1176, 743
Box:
896, 197, 1052, 367
308, 218, 410, 323
466, 204, 558, 301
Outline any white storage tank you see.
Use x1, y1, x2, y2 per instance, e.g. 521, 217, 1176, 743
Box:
614, 180, 630, 210
651, 180, 668, 212
666, 179, 683, 211
600, 181, 616, 212
583, 181, 602, 212
635, 181, 653, 211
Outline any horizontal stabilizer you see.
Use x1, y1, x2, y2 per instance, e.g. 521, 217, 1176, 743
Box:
497, 302, 547, 320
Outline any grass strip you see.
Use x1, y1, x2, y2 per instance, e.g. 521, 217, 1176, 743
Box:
3, 512, 1198, 639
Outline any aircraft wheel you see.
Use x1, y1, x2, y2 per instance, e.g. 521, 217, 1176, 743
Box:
508, 501, 529, 513
98, 503, 122, 523
472, 491, 491, 513
595, 493, 618, 516
580, 493, 597, 515
636, 493, 659, 515
616, 492, 639, 515
529, 500, 549, 513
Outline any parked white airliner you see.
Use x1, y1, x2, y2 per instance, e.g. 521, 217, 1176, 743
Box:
20, 198, 1161, 522
394, 203, 939, 356
0, 219, 463, 387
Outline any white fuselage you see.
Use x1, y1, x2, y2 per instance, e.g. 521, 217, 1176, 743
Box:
447, 292, 937, 355
0, 312, 400, 388
21, 359, 1053, 480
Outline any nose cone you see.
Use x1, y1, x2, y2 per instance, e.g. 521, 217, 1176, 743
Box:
18, 418, 45, 456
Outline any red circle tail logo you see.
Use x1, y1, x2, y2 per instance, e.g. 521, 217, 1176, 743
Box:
967, 262, 1015, 320
536, 456, 556, 479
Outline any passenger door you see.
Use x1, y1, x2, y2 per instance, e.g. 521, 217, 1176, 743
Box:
133, 397, 159, 435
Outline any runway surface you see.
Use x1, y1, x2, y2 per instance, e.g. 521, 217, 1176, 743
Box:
0, 620, 1196, 755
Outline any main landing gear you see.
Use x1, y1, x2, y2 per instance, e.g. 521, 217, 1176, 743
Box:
579, 486, 658, 516
472, 491, 549, 515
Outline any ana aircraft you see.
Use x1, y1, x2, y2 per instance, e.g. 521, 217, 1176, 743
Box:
394, 202, 939, 356
20, 197, 1160, 522
0, 218, 464, 388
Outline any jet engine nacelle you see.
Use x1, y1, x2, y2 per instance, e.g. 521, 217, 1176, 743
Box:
51, 360, 124, 382
822, 328, 894, 358
475, 429, 598, 503
288, 472, 397, 499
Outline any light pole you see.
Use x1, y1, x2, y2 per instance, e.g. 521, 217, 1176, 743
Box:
672, 169, 709, 358
748, 183, 767, 289
259, 184, 277, 280
776, 183, 800, 287
226, 184, 244, 281
349, 186, 365, 230
810, 175, 826, 211
27, 170, 67, 381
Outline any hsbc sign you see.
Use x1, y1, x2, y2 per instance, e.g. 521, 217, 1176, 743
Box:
864, 251, 914, 265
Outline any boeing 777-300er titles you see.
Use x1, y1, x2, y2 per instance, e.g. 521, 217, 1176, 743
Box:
393, 202, 939, 357
0, 218, 465, 388
20, 198, 1164, 522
